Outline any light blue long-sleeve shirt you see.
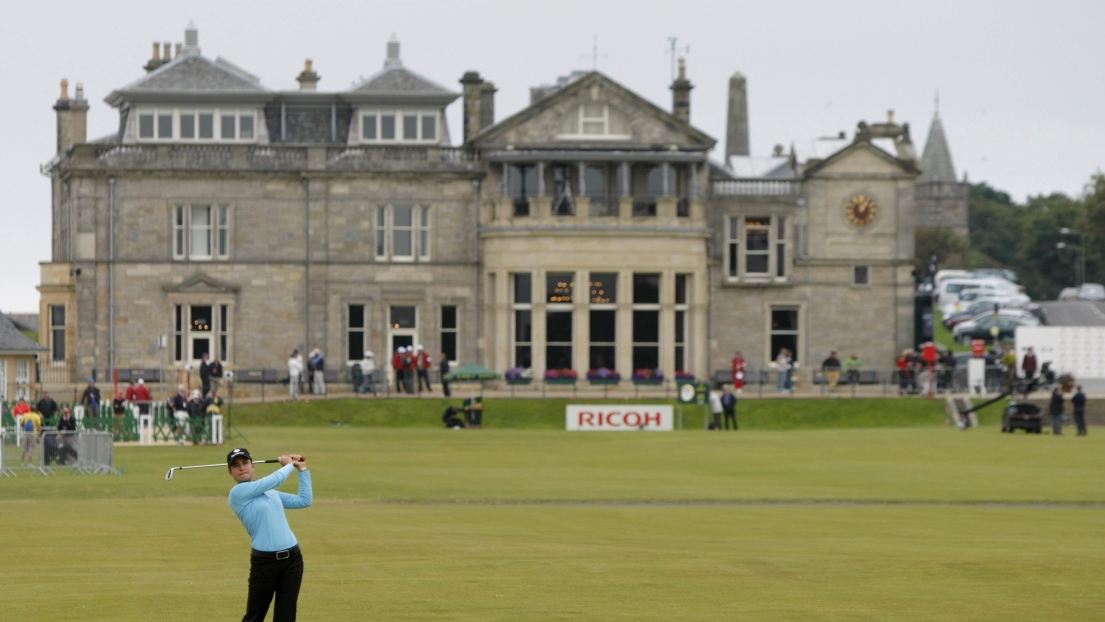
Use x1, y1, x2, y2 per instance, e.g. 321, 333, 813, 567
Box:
229, 463, 313, 552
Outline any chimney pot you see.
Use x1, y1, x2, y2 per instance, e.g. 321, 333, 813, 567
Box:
152, 42, 160, 60
670, 56, 693, 124
175, 42, 182, 57
163, 42, 172, 60
60, 79, 69, 100
305, 59, 313, 72
888, 109, 895, 124
296, 59, 320, 92
75, 82, 84, 100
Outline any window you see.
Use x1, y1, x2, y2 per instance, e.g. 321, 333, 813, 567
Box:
558, 103, 630, 139
633, 273, 661, 370
546, 272, 574, 370
441, 306, 458, 362
375, 205, 431, 262
174, 205, 229, 261
727, 216, 789, 281
675, 274, 689, 373
513, 273, 533, 368
390, 306, 416, 329
49, 305, 66, 363
770, 308, 800, 365
15, 360, 31, 398
348, 304, 365, 362
136, 108, 257, 142
589, 272, 617, 370
853, 265, 870, 286
583, 165, 615, 216
552, 165, 575, 216
360, 109, 440, 143
173, 303, 231, 363
507, 164, 538, 217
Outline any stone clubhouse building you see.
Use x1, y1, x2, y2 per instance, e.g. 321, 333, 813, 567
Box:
38, 25, 964, 391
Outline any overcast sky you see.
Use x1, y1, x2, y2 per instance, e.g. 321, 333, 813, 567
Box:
2, 0, 1102, 313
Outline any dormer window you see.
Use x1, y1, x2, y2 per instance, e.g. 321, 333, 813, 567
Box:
558, 103, 629, 140
360, 109, 439, 143
136, 107, 257, 142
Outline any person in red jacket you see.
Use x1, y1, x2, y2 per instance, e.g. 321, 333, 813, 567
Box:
731, 351, 746, 394
415, 345, 433, 393
402, 347, 417, 394
392, 347, 406, 394
133, 378, 153, 416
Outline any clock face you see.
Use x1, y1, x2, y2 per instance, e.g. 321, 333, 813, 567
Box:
845, 194, 878, 227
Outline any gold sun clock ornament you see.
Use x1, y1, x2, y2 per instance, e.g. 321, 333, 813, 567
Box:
845, 194, 878, 227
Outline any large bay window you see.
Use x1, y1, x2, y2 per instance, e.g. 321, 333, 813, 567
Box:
174, 205, 229, 260
727, 215, 789, 281
375, 205, 430, 262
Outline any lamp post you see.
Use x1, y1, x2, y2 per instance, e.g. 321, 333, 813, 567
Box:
1057, 227, 1085, 288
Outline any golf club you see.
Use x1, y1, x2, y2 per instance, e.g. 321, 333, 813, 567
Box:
165, 459, 281, 481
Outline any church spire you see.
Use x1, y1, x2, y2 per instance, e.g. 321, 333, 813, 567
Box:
919, 104, 956, 183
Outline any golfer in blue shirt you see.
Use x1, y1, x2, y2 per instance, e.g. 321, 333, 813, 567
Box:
228, 448, 312, 622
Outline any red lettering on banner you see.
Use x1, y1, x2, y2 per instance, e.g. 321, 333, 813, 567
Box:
643, 412, 661, 427
606, 412, 621, 426
579, 412, 595, 426
624, 412, 641, 427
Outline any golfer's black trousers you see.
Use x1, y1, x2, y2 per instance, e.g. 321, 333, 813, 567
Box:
244, 545, 303, 622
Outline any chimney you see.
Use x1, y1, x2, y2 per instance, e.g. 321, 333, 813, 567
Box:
725, 71, 750, 158
54, 78, 89, 153
297, 59, 320, 92
163, 42, 172, 62
670, 57, 693, 124
175, 42, 182, 58
384, 34, 401, 69
480, 81, 496, 131
144, 41, 163, 73
183, 21, 200, 56
460, 71, 484, 144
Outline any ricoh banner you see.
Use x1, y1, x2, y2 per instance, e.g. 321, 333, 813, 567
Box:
565, 405, 674, 431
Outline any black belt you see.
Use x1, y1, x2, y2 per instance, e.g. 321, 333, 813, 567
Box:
251, 544, 300, 560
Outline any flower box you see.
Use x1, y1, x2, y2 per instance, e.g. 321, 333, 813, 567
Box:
588, 379, 620, 386
631, 379, 664, 385
506, 379, 532, 385
545, 378, 577, 385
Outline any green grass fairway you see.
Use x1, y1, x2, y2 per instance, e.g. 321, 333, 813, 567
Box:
3, 420, 1104, 620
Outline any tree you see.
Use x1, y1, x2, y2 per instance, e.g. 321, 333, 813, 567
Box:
914, 227, 969, 275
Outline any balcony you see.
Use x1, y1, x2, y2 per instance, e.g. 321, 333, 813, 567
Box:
712, 179, 802, 197
59, 144, 481, 174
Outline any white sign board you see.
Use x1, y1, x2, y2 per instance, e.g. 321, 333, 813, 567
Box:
1015, 326, 1105, 379
566, 405, 674, 431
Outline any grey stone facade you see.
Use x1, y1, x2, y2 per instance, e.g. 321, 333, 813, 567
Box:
39, 27, 928, 391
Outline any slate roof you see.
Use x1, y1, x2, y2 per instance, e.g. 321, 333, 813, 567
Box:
349, 65, 455, 96
0, 312, 47, 353
919, 113, 957, 183
8, 313, 39, 333
105, 54, 268, 106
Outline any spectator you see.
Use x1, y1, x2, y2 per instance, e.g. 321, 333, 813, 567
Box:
897, 350, 913, 395
707, 390, 723, 430
133, 379, 153, 416
358, 351, 378, 397
402, 347, 417, 395
731, 351, 746, 394
112, 389, 128, 437
19, 407, 43, 466
206, 389, 224, 416
36, 391, 59, 422
442, 405, 465, 429
775, 348, 792, 394
1072, 385, 1087, 436
721, 386, 738, 430
310, 349, 327, 396
287, 350, 303, 399
54, 407, 78, 465
1022, 347, 1038, 380
440, 351, 452, 398
416, 345, 433, 393
392, 347, 406, 394
169, 386, 189, 446
843, 353, 862, 386
1048, 387, 1065, 435
821, 351, 842, 393
188, 389, 207, 445
12, 397, 31, 418
199, 353, 212, 397
125, 379, 138, 403
81, 380, 102, 417
209, 356, 224, 394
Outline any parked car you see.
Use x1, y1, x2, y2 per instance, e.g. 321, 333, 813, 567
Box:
940, 288, 1031, 319
953, 314, 1040, 344
950, 308, 1039, 331
944, 301, 1042, 328
937, 278, 1021, 306
1078, 283, 1105, 301
1058, 287, 1081, 301
972, 268, 1019, 283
